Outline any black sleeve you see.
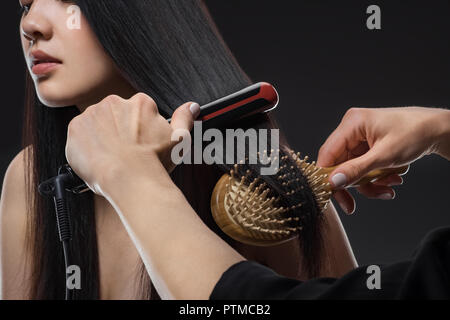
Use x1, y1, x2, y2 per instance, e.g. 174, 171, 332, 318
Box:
210, 227, 450, 300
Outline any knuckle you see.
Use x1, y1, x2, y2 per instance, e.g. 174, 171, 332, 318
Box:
83, 104, 101, 120
84, 104, 97, 114
318, 145, 326, 157
132, 93, 157, 112
344, 107, 358, 118
317, 148, 326, 163
343, 107, 367, 126
67, 121, 74, 134
344, 107, 361, 118
346, 162, 362, 179
103, 94, 122, 105
68, 117, 80, 134
132, 92, 152, 103
132, 92, 149, 101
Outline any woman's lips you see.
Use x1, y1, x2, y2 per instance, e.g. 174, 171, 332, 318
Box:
32, 62, 61, 75
30, 50, 62, 76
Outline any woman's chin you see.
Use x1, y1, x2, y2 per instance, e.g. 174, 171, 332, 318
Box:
36, 93, 76, 108
35, 87, 79, 108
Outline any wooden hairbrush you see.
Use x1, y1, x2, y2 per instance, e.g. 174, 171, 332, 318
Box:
210, 149, 409, 247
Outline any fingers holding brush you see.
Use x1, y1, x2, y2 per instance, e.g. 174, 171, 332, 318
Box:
356, 173, 403, 199
356, 181, 396, 200
371, 173, 404, 187
331, 174, 403, 215
316, 106, 450, 214
332, 189, 356, 215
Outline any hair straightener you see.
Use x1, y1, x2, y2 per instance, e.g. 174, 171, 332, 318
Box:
37, 82, 279, 299
168, 82, 279, 126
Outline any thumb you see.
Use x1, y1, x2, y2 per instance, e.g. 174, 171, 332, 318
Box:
170, 102, 200, 133
329, 145, 385, 189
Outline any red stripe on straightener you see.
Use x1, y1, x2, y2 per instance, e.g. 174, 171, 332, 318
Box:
201, 82, 277, 121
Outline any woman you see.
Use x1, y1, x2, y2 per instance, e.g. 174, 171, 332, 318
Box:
0, 0, 363, 299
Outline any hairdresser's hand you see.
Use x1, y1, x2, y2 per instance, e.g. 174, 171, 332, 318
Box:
65, 93, 200, 195
317, 107, 450, 215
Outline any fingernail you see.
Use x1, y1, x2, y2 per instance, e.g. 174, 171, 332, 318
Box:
331, 173, 347, 189
189, 102, 200, 119
339, 202, 352, 215
343, 204, 351, 215
347, 205, 355, 215
378, 193, 393, 200
387, 177, 404, 187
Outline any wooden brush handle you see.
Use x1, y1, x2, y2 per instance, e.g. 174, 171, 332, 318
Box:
321, 165, 410, 188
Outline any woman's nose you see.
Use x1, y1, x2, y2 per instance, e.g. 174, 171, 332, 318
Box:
21, 2, 53, 43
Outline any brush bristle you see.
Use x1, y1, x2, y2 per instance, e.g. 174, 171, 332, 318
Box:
286, 149, 332, 212
224, 166, 303, 242
219, 148, 332, 243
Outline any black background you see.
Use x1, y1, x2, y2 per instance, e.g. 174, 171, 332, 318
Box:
1, 0, 449, 267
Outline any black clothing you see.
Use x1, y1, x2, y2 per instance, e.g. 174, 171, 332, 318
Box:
210, 227, 450, 299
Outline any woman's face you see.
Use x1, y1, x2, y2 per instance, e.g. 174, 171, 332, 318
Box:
19, 0, 135, 109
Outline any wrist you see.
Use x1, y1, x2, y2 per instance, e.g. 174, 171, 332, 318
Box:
432, 109, 450, 159
98, 152, 176, 199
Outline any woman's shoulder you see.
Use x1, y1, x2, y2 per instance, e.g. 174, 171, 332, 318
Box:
1, 146, 33, 218
0, 146, 33, 299
2, 146, 31, 191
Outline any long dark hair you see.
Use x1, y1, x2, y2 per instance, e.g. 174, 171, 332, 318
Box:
22, 0, 324, 299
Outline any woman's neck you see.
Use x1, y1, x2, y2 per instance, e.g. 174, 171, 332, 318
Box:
76, 78, 137, 112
